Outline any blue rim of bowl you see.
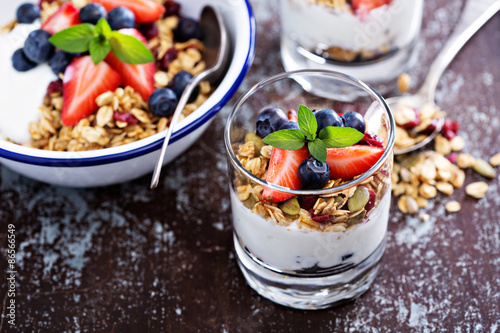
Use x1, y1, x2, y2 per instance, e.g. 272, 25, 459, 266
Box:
0, 0, 256, 168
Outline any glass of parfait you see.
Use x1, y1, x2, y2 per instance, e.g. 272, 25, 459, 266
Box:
280, 0, 424, 95
224, 70, 395, 309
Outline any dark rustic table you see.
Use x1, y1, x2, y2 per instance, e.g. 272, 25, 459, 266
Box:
1, 0, 499, 332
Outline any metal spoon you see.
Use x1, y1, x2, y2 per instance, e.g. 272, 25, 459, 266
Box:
150, 5, 230, 189
390, 0, 500, 155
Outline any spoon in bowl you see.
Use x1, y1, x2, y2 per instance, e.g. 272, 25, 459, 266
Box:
150, 5, 230, 189
389, 0, 500, 155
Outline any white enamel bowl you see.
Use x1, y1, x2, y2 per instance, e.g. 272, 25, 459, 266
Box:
0, 0, 255, 187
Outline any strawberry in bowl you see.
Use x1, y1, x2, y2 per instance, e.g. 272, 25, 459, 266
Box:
0, 0, 256, 187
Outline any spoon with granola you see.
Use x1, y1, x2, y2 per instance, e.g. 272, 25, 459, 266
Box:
387, 0, 500, 154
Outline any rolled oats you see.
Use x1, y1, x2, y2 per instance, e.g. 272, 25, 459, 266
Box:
457, 153, 476, 169
450, 136, 465, 151
436, 181, 454, 195
465, 182, 488, 199
397, 73, 411, 93
445, 201, 461, 213
489, 153, 500, 167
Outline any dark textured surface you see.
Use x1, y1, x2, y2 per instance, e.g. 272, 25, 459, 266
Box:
1, 0, 500, 332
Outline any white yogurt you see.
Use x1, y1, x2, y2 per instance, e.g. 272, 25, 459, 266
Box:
0, 22, 56, 143
280, 0, 422, 55
231, 189, 391, 272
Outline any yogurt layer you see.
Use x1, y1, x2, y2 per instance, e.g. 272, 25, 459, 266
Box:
0, 22, 56, 143
231, 189, 391, 272
281, 0, 422, 56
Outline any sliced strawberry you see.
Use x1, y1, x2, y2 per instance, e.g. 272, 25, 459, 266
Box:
261, 147, 310, 203
62, 56, 121, 126
105, 28, 155, 101
93, 0, 165, 23
41, 2, 80, 35
325, 145, 385, 180
351, 0, 391, 17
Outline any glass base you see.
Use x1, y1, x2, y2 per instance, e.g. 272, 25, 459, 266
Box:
280, 35, 417, 96
234, 233, 386, 310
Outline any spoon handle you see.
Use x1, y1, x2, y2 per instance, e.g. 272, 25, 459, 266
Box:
419, 0, 500, 102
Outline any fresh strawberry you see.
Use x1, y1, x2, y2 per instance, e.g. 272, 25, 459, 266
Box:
325, 145, 385, 180
93, 0, 165, 23
62, 56, 121, 126
41, 3, 80, 35
261, 147, 310, 203
351, 0, 391, 17
105, 28, 155, 101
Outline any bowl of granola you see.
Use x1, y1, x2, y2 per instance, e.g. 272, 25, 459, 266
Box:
0, 0, 255, 187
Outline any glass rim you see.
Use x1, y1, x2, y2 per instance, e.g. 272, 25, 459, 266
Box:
224, 69, 395, 195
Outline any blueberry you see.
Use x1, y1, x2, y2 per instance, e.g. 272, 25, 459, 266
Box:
169, 70, 198, 103
11, 48, 37, 72
256, 108, 288, 138
49, 52, 73, 75
79, 3, 107, 25
279, 121, 300, 130
173, 17, 201, 42
107, 7, 135, 30
297, 157, 331, 189
23, 29, 55, 64
16, 3, 40, 24
148, 88, 178, 117
315, 109, 343, 135
341, 111, 366, 133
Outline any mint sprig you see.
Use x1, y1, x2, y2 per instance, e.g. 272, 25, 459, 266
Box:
262, 105, 364, 163
49, 18, 154, 65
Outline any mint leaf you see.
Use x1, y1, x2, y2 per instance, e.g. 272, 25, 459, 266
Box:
89, 37, 111, 65
262, 129, 306, 150
109, 31, 154, 64
49, 24, 95, 53
308, 139, 327, 163
319, 126, 364, 148
94, 18, 112, 38
297, 105, 317, 140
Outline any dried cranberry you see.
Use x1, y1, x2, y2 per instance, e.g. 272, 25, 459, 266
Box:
424, 118, 441, 133
312, 214, 330, 224
299, 195, 318, 211
113, 111, 138, 124
139, 22, 158, 40
46, 79, 62, 95
164, 0, 181, 17
401, 109, 421, 129
446, 153, 458, 164
359, 133, 384, 148
160, 47, 178, 70
364, 188, 377, 212
441, 119, 460, 139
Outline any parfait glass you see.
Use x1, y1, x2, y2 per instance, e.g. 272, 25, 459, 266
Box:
224, 70, 395, 309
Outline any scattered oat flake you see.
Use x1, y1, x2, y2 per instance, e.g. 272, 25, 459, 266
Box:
398, 73, 411, 93
419, 213, 430, 222
445, 201, 461, 213
465, 182, 488, 199
489, 153, 500, 167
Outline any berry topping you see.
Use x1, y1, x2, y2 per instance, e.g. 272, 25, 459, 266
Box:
297, 157, 331, 189
364, 188, 377, 212
49, 52, 73, 75
23, 29, 55, 64
173, 17, 202, 42
262, 146, 310, 203
256, 108, 288, 138
138, 22, 159, 40
441, 119, 460, 140
11, 48, 37, 72
46, 79, 63, 95
148, 88, 178, 117
160, 47, 178, 69
169, 70, 199, 103
105, 28, 155, 101
359, 133, 384, 148
114, 111, 138, 124
79, 3, 107, 25
341, 111, 366, 133
93, 0, 166, 23
164, 0, 181, 17
279, 122, 300, 130
107, 7, 135, 30
61, 56, 121, 126
325, 145, 385, 180
41, 2, 81, 35
315, 109, 343, 135
351, 0, 392, 17
298, 195, 318, 211
16, 3, 40, 24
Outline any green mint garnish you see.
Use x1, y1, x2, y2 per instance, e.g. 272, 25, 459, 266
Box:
49, 18, 154, 65
262, 105, 364, 163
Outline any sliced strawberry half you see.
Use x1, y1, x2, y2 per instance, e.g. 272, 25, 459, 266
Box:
351, 0, 391, 17
261, 147, 310, 203
93, 0, 166, 23
105, 28, 155, 101
326, 145, 385, 180
41, 2, 80, 35
62, 56, 121, 126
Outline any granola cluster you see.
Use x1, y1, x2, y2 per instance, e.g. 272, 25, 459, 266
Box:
234, 138, 391, 233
